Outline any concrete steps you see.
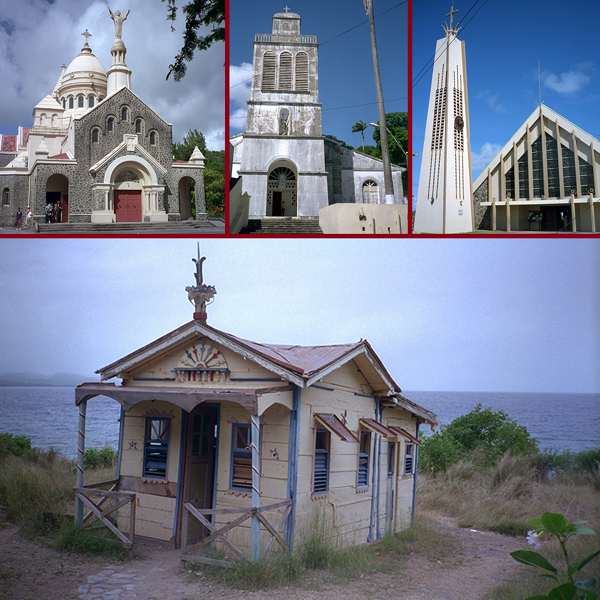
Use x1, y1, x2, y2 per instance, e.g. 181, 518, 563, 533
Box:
240, 218, 323, 235
36, 220, 216, 233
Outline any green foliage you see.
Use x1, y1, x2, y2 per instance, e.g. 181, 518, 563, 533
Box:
56, 524, 128, 560
324, 134, 353, 149
420, 404, 538, 472
173, 128, 207, 161
0, 432, 32, 458
351, 120, 368, 152
371, 112, 408, 191
84, 447, 117, 469
162, 0, 225, 81
204, 149, 225, 213
510, 512, 600, 599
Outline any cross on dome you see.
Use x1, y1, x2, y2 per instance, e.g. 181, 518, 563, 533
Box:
81, 29, 92, 45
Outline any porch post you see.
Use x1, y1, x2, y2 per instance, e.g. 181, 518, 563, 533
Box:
75, 397, 87, 525
251, 413, 261, 561
285, 385, 301, 551
411, 423, 420, 527
376, 398, 382, 540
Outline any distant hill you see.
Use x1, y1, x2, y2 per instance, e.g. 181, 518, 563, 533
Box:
0, 372, 98, 387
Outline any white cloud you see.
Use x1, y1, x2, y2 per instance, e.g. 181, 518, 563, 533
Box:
476, 90, 506, 114
229, 62, 252, 133
0, 0, 224, 149
471, 142, 501, 173
542, 65, 591, 95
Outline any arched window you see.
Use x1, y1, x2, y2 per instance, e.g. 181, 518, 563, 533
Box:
69, 97, 74, 109
107, 117, 114, 132
279, 108, 290, 135
149, 131, 157, 145
279, 52, 292, 90
88, 96, 95, 108
62, 99, 66, 109
92, 129, 99, 143
362, 180, 379, 204
2, 188, 9, 205
78, 95, 84, 108
295, 52, 309, 91
135, 119, 142, 134
262, 52, 276, 91
121, 107, 128, 121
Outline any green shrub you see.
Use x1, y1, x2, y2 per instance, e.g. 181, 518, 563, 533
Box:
84, 447, 117, 469
573, 448, 600, 473
56, 524, 128, 560
0, 433, 32, 459
420, 404, 538, 472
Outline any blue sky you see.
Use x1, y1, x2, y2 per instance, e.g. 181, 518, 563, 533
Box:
0, 238, 597, 394
0, 0, 224, 149
412, 0, 600, 205
229, 0, 408, 156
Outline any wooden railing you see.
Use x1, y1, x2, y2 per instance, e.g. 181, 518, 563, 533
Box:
74, 480, 136, 558
180, 499, 293, 567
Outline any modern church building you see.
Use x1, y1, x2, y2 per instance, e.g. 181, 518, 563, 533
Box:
230, 9, 406, 235
0, 11, 206, 227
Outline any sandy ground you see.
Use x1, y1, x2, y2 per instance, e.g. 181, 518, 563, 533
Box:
0, 511, 525, 600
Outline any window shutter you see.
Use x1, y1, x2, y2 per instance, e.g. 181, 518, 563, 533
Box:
313, 449, 328, 492
262, 53, 276, 91
295, 52, 309, 91
279, 52, 292, 90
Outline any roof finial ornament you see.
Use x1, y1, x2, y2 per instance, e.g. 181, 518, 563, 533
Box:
442, 3, 461, 38
185, 243, 216, 324
81, 29, 92, 46
283, 5, 291, 13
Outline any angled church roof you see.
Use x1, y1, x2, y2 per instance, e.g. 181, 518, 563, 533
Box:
473, 103, 600, 191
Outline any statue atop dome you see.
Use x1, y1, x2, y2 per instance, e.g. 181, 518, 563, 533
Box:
108, 8, 130, 39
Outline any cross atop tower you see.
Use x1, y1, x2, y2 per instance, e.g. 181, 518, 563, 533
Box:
283, 6, 290, 12
81, 29, 92, 45
442, 3, 461, 38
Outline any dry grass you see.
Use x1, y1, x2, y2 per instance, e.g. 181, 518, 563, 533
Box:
418, 453, 600, 537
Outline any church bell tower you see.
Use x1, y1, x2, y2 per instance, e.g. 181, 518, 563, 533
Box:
414, 4, 474, 234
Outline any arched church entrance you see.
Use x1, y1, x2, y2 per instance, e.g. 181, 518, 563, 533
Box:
113, 168, 144, 222
361, 180, 379, 204
267, 162, 297, 217
178, 176, 195, 220
46, 174, 69, 222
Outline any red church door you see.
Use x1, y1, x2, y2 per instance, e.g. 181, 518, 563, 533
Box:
62, 195, 69, 223
114, 190, 142, 222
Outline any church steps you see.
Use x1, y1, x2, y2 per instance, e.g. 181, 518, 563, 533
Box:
35, 220, 218, 233
239, 219, 323, 235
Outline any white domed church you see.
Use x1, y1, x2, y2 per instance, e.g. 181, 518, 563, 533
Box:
0, 11, 206, 227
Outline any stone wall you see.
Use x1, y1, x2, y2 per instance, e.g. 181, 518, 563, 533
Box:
0, 173, 30, 226
473, 179, 491, 230
0, 153, 18, 168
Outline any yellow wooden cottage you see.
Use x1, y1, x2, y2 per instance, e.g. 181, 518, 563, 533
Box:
74, 251, 437, 562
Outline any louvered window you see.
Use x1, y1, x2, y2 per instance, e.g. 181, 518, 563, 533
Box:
143, 418, 170, 479
405, 443, 414, 476
231, 424, 252, 490
387, 442, 396, 478
313, 429, 330, 494
279, 52, 292, 90
358, 431, 371, 487
295, 52, 309, 91
262, 52, 276, 91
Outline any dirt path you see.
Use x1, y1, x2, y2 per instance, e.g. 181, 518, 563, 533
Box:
0, 513, 524, 600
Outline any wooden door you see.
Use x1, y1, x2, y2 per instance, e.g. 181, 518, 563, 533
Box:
62, 195, 69, 223
114, 190, 142, 222
179, 406, 218, 547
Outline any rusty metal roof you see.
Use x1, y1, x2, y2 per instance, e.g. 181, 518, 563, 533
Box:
314, 413, 359, 443
390, 426, 421, 445
359, 418, 396, 438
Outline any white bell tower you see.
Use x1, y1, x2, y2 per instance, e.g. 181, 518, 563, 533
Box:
414, 4, 474, 234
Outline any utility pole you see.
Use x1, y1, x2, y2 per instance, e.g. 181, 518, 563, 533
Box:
365, 0, 394, 203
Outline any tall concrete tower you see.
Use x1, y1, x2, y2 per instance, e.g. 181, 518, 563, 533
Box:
414, 4, 474, 234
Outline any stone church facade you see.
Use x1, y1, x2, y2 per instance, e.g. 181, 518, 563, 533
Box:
230, 9, 404, 222
0, 16, 205, 226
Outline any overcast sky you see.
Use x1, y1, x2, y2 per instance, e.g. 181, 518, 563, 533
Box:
412, 0, 600, 204
229, 0, 407, 162
0, 238, 597, 394
0, 0, 224, 149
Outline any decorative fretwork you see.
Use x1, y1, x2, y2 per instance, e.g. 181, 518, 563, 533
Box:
268, 167, 296, 185
361, 180, 379, 204
295, 52, 309, 91
279, 52, 292, 90
262, 52, 276, 91
172, 340, 230, 383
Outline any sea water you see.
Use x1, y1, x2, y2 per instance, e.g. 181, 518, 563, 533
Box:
0, 387, 598, 458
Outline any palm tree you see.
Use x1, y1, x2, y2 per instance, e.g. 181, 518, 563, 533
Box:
352, 120, 368, 152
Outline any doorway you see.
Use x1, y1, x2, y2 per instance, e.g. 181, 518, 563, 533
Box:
114, 190, 142, 222
178, 405, 218, 547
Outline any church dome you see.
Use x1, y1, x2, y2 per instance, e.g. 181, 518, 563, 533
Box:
64, 45, 107, 78
273, 11, 300, 18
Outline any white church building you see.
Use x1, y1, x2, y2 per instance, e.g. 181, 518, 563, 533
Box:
0, 10, 206, 228
230, 9, 406, 235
